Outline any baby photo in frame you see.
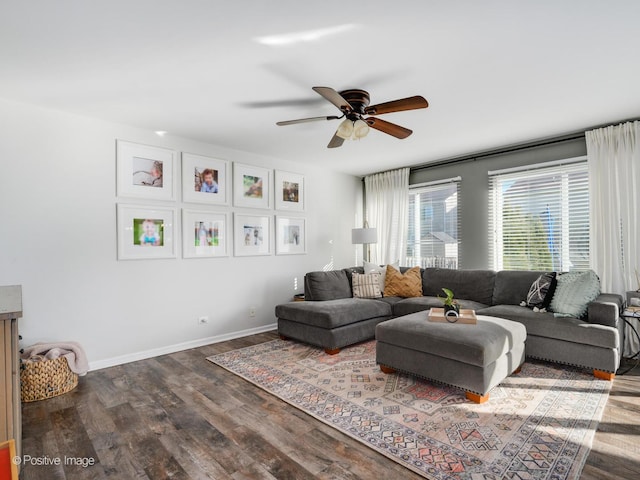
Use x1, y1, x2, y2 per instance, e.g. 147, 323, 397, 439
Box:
182, 209, 229, 258
116, 140, 177, 201
234, 213, 271, 256
182, 153, 229, 205
117, 204, 177, 260
276, 216, 306, 255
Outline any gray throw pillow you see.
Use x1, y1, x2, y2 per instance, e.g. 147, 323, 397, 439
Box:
549, 270, 601, 318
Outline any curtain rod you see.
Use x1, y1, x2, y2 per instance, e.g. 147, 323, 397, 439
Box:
410, 133, 584, 173
410, 116, 640, 174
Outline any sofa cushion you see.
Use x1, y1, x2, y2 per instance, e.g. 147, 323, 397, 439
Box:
525, 272, 557, 309
351, 272, 382, 299
422, 268, 496, 305
550, 270, 601, 318
477, 304, 618, 349
492, 270, 545, 306
304, 270, 352, 301
384, 266, 422, 298
275, 298, 392, 329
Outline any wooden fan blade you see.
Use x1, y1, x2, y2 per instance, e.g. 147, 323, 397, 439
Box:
365, 117, 413, 139
277, 115, 340, 126
364, 96, 428, 115
313, 87, 353, 113
327, 132, 345, 148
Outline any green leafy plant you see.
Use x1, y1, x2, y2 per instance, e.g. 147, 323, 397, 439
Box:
439, 288, 459, 311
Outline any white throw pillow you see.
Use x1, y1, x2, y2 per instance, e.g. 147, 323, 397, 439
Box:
364, 260, 399, 293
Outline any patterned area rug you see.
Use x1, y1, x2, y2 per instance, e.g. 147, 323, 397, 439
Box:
207, 340, 611, 479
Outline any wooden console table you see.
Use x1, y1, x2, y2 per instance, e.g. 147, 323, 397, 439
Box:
0, 286, 22, 462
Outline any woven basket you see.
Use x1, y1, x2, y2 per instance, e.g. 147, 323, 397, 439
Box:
20, 356, 78, 402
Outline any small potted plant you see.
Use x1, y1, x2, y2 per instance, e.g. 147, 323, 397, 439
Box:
439, 288, 460, 316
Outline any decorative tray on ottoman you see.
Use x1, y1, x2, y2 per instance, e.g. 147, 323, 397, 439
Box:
428, 308, 477, 324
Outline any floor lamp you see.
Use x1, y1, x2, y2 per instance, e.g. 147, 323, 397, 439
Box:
352, 225, 378, 262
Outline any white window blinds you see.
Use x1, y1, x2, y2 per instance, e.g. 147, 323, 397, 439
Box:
406, 178, 460, 269
488, 158, 589, 271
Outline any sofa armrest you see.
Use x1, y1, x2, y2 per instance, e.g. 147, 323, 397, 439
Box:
587, 293, 623, 327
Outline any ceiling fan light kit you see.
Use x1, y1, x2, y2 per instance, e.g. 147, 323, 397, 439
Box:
277, 87, 428, 148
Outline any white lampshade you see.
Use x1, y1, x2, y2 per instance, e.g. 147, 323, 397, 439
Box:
336, 119, 354, 139
352, 119, 370, 139
351, 227, 378, 244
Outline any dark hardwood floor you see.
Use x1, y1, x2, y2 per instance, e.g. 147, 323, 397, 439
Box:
19, 331, 640, 479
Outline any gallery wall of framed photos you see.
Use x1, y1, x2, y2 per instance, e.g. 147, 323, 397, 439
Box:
115, 140, 306, 260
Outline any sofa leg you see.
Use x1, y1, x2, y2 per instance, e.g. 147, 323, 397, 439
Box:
513, 364, 523, 375
324, 347, 340, 355
466, 392, 489, 404
594, 369, 615, 381
279, 335, 288, 341
379, 365, 396, 374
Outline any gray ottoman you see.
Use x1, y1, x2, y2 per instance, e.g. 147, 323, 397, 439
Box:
376, 312, 526, 403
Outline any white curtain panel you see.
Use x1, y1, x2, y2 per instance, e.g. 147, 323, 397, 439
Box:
364, 168, 409, 264
586, 120, 640, 294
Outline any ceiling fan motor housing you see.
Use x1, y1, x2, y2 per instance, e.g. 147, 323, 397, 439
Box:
339, 89, 370, 116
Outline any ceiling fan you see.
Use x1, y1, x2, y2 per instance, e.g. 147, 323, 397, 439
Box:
276, 86, 428, 148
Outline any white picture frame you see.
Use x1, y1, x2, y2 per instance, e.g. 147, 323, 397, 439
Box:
117, 204, 177, 260
182, 209, 230, 258
182, 153, 229, 205
233, 163, 271, 209
276, 216, 306, 255
234, 213, 271, 256
274, 170, 304, 211
116, 140, 177, 200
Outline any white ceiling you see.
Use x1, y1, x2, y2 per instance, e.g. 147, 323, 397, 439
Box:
2, 1, 639, 176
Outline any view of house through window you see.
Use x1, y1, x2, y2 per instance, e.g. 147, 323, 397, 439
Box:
405, 180, 459, 268
489, 158, 589, 271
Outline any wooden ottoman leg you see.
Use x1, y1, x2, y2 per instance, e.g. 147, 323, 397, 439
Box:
466, 392, 489, 404
380, 365, 396, 374
513, 364, 523, 374
324, 347, 340, 355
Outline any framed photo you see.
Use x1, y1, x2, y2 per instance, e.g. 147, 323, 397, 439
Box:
276, 216, 306, 255
116, 140, 176, 200
233, 163, 271, 209
275, 170, 304, 211
234, 213, 271, 256
117, 204, 177, 260
182, 209, 229, 258
182, 153, 229, 205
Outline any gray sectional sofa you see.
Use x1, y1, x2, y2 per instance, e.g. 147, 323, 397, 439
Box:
275, 266, 624, 377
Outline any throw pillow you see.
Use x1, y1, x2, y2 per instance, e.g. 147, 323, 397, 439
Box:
383, 266, 422, 298
352, 272, 382, 299
364, 260, 399, 293
525, 272, 557, 309
549, 270, 601, 318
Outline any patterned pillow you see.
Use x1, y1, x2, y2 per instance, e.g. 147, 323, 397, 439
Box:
364, 260, 399, 293
383, 266, 422, 298
549, 270, 601, 318
525, 272, 557, 309
352, 272, 382, 299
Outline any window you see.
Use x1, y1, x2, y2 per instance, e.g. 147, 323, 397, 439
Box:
406, 179, 460, 268
489, 157, 589, 271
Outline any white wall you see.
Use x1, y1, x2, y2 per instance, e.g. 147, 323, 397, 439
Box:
0, 98, 362, 369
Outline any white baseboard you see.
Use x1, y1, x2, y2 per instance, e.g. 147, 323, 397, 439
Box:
88, 323, 277, 371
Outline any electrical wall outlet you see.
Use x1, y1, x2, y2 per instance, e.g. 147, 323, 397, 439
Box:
198, 316, 209, 325
249, 307, 256, 317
